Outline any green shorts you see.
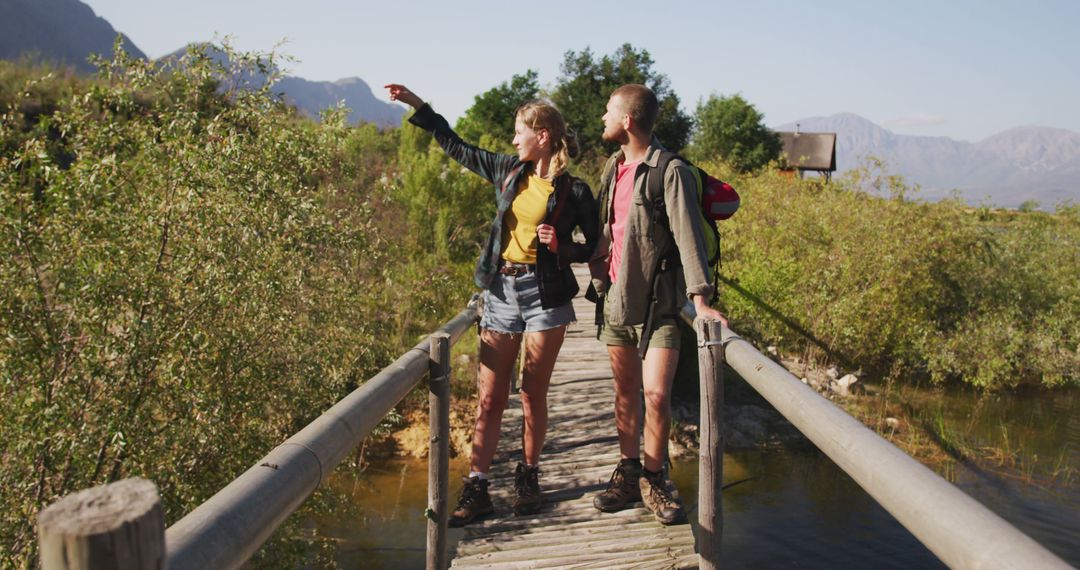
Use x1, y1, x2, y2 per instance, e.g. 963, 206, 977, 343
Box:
599, 319, 682, 350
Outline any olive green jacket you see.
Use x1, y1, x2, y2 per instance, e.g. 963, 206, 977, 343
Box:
589, 140, 715, 326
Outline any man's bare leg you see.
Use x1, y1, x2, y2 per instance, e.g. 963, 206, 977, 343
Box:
641, 347, 679, 472
607, 345, 643, 459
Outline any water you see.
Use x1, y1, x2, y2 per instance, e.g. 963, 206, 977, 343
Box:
671, 452, 945, 568
887, 383, 1080, 564
312, 457, 469, 568
312, 387, 1079, 568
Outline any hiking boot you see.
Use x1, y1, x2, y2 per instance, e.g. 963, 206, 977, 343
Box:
512, 462, 542, 515
449, 476, 494, 527
639, 468, 687, 525
593, 458, 642, 512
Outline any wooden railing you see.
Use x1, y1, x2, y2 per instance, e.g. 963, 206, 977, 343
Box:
679, 301, 1072, 570
37, 296, 480, 570
34, 292, 1071, 570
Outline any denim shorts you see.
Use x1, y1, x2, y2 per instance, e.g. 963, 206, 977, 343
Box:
480, 271, 575, 334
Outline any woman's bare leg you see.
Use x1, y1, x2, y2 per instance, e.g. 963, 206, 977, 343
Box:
470, 328, 522, 473
518, 325, 567, 465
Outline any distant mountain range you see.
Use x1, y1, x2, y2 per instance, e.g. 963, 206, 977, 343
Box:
162, 44, 404, 128
0, 0, 145, 72
0, 0, 403, 128
6, 0, 1078, 207
775, 114, 1080, 208
276, 76, 403, 128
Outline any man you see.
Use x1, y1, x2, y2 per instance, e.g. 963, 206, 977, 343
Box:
589, 84, 727, 525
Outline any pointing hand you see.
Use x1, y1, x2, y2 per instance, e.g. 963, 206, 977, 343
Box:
384, 84, 424, 109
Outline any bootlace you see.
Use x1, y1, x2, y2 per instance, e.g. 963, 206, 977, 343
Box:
645, 473, 679, 508
458, 478, 482, 506
514, 464, 539, 494
604, 464, 627, 491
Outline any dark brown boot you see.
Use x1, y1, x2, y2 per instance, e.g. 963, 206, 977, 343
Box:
449, 476, 494, 527
512, 462, 542, 515
592, 458, 642, 512
639, 468, 686, 525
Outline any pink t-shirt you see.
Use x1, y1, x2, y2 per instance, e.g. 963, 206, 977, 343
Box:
609, 160, 640, 283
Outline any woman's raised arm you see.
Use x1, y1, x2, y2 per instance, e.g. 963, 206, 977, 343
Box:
384, 83, 516, 188
384, 84, 424, 110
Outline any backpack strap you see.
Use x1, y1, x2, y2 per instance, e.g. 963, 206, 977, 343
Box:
500, 162, 527, 196
637, 152, 680, 359
597, 158, 618, 227
644, 151, 721, 310
548, 175, 573, 226
646, 151, 680, 242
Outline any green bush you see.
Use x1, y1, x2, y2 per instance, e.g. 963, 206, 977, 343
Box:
393, 110, 498, 266
707, 158, 1079, 390
0, 43, 478, 567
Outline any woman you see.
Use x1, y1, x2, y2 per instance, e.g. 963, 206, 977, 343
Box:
385, 84, 599, 526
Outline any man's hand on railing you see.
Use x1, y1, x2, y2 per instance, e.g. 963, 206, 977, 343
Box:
693, 294, 728, 327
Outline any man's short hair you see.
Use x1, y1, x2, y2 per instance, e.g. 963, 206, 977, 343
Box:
612, 84, 659, 134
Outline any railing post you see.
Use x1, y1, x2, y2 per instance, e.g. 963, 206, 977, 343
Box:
427, 332, 451, 570
694, 318, 724, 570
38, 477, 164, 570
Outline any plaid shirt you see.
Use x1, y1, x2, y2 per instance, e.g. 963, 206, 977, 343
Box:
408, 104, 599, 308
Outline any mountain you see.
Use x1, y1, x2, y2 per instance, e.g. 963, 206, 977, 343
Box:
163, 44, 404, 128
0, 0, 146, 73
276, 76, 403, 128
774, 114, 1080, 208
0, 0, 403, 129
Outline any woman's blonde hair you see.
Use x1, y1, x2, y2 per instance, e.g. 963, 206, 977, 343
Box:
516, 100, 579, 179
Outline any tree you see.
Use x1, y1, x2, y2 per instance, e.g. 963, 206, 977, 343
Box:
688, 93, 781, 173
551, 44, 692, 159
1018, 200, 1040, 213
455, 70, 540, 148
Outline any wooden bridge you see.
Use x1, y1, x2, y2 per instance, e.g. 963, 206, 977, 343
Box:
35, 266, 1071, 570
451, 267, 698, 568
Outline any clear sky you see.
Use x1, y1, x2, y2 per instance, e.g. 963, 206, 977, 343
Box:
81, 0, 1079, 142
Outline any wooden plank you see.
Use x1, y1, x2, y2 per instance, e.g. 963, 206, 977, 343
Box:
452, 535, 695, 566
450, 264, 698, 569
464, 519, 667, 543
455, 524, 693, 557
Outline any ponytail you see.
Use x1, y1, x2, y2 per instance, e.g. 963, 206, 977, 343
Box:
516, 101, 575, 180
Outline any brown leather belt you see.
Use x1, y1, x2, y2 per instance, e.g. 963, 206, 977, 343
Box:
498, 262, 535, 277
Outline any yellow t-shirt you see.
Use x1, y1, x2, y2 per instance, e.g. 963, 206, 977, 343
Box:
500, 174, 555, 264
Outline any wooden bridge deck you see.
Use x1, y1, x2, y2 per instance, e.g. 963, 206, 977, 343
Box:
450, 266, 698, 569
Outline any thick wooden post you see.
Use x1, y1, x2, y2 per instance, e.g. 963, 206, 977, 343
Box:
38, 477, 164, 570
427, 333, 451, 570
695, 318, 724, 569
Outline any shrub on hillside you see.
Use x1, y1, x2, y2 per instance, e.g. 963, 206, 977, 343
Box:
708, 159, 1079, 389
0, 43, 475, 566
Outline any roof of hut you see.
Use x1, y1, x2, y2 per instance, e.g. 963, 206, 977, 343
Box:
778, 131, 837, 171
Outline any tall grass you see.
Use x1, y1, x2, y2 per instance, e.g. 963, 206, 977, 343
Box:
700, 158, 1079, 389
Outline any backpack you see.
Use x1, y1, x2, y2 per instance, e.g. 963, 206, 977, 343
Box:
596, 152, 739, 356
646, 151, 740, 268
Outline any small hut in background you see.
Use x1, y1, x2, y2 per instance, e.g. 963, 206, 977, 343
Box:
778, 125, 837, 182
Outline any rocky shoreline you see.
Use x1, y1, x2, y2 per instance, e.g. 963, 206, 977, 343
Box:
669, 348, 903, 457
